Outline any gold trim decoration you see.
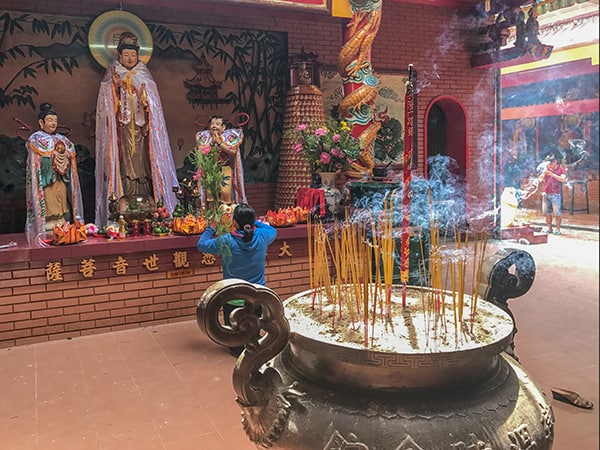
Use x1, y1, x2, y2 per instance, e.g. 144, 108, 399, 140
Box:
88, 10, 153, 69
230, 0, 328, 12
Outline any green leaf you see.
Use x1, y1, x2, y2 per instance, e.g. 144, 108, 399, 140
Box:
32, 18, 49, 35
61, 57, 72, 74
23, 67, 36, 78
51, 59, 62, 72
50, 22, 60, 39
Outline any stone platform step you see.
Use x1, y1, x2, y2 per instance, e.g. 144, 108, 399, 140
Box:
500, 226, 548, 245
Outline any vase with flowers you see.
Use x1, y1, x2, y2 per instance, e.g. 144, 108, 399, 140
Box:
290, 117, 361, 174
288, 117, 361, 217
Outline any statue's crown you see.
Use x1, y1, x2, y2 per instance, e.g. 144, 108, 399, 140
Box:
117, 31, 139, 53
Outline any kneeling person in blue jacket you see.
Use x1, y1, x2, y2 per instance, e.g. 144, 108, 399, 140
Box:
197, 203, 277, 355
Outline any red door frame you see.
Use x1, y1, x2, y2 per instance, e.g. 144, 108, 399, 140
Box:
423, 95, 469, 180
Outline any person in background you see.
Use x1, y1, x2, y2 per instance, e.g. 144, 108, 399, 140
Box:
95, 31, 178, 227
541, 154, 567, 235
197, 203, 277, 355
25, 102, 84, 244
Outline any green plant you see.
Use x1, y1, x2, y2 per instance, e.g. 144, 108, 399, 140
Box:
287, 117, 361, 173
373, 118, 403, 164
190, 144, 223, 211
189, 144, 231, 257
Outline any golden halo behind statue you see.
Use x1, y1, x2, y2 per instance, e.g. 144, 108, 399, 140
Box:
88, 10, 153, 69
519, 117, 536, 131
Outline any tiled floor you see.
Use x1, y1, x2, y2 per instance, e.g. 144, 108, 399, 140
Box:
0, 223, 598, 449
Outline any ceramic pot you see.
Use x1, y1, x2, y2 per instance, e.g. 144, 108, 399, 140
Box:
316, 171, 341, 218
196, 278, 554, 449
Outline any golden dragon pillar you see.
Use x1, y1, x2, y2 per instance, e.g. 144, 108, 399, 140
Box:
337, 0, 383, 178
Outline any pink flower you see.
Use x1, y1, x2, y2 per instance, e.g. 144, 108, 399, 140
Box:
330, 148, 340, 157
319, 152, 331, 164
84, 223, 98, 234
297, 124, 307, 131
315, 128, 327, 137
192, 168, 202, 181
201, 146, 212, 156
332, 133, 341, 143
294, 143, 303, 153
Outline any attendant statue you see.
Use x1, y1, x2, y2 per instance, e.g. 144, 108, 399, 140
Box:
95, 31, 178, 226
195, 115, 247, 206
25, 103, 84, 244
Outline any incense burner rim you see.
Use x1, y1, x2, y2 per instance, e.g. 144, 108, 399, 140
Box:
283, 284, 515, 390
283, 284, 514, 356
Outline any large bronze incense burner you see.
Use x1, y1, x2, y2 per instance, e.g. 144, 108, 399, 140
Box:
196, 249, 554, 449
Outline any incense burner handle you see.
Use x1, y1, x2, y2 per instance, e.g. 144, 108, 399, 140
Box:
196, 278, 291, 406
480, 248, 536, 305
479, 248, 536, 360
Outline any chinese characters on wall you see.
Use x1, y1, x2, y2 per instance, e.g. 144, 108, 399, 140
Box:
44, 241, 294, 281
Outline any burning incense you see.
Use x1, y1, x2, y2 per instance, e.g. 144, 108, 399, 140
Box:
303, 205, 491, 351
469, 230, 489, 332
381, 193, 395, 316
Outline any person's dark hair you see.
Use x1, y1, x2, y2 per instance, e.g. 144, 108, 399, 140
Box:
210, 115, 228, 128
233, 203, 256, 243
544, 152, 562, 164
38, 102, 57, 121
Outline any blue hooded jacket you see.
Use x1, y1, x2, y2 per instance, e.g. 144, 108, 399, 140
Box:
196, 221, 277, 286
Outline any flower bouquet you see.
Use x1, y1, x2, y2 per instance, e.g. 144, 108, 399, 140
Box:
288, 117, 361, 173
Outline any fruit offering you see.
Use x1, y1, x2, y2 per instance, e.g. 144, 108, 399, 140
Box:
154, 201, 171, 220
151, 222, 171, 236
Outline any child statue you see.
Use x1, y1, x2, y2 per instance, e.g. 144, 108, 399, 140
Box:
195, 115, 247, 206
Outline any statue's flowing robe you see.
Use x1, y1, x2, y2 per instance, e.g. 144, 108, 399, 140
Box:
95, 59, 178, 226
26, 130, 84, 244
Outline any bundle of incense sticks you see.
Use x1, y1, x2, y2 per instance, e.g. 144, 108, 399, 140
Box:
420, 194, 491, 342
381, 192, 395, 317
306, 204, 490, 348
